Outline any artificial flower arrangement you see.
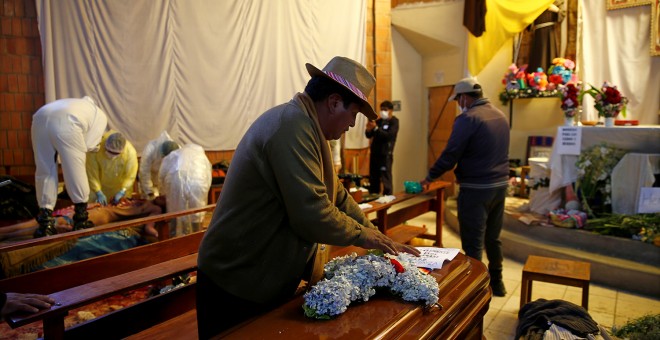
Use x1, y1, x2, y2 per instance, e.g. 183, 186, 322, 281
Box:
581, 82, 628, 118
499, 58, 579, 105
302, 251, 439, 319
547, 58, 577, 89
575, 142, 626, 217
558, 82, 582, 118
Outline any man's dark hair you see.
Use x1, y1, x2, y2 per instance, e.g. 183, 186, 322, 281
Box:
380, 101, 394, 110
305, 76, 361, 109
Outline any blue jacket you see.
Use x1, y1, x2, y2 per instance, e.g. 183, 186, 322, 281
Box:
426, 99, 510, 189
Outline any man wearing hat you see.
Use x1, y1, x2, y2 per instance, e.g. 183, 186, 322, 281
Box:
421, 77, 510, 297
197, 56, 420, 338
86, 130, 138, 206
31, 96, 108, 237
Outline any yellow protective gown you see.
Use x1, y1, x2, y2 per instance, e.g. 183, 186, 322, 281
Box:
86, 131, 138, 202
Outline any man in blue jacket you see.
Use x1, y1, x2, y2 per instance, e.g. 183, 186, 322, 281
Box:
421, 77, 510, 297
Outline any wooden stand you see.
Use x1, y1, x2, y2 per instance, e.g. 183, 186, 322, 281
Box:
520, 255, 591, 310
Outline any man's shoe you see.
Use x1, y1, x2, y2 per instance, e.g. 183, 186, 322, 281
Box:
490, 280, 507, 297
34, 208, 57, 238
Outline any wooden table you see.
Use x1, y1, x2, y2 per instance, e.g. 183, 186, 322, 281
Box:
218, 252, 491, 339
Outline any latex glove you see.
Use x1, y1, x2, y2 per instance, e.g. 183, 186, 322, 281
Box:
113, 188, 127, 204
96, 191, 108, 206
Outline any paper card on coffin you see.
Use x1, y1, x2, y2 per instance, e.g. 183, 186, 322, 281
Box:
410, 247, 460, 269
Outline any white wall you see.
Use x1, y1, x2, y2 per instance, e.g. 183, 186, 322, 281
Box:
391, 28, 425, 193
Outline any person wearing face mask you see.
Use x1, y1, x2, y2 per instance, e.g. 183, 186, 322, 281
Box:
197, 56, 420, 339
365, 100, 399, 195
138, 131, 180, 199
420, 77, 510, 297
31, 96, 108, 238
86, 130, 138, 207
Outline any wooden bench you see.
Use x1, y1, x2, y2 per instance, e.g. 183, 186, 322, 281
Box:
362, 180, 451, 246
0, 181, 448, 338
520, 255, 591, 310
0, 204, 216, 339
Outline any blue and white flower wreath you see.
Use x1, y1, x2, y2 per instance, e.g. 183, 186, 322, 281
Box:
303, 252, 440, 319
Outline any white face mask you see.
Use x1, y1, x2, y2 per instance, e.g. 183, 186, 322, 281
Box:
379, 110, 389, 120
458, 96, 467, 114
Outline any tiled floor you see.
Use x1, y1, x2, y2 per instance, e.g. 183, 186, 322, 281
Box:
407, 211, 660, 339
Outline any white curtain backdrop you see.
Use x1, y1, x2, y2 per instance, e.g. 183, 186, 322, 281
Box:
37, 0, 369, 152
579, 1, 660, 124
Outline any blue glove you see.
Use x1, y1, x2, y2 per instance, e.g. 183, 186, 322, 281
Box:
113, 188, 127, 204
96, 191, 108, 205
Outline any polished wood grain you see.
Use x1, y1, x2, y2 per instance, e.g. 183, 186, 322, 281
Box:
521, 255, 591, 310
129, 253, 491, 340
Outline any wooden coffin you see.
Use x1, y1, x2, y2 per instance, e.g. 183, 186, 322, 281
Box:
218, 252, 491, 340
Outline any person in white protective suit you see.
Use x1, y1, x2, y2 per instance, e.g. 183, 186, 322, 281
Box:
158, 143, 212, 236
138, 131, 179, 199
31, 96, 108, 238
86, 130, 138, 205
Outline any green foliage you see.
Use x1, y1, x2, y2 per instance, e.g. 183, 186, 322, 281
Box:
575, 143, 626, 217
586, 213, 660, 243
612, 314, 660, 340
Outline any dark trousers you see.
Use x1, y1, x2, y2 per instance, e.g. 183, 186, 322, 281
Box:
457, 186, 507, 282
196, 270, 277, 339
369, 155, 393, 195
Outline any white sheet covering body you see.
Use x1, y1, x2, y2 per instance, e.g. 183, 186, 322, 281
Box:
159, 144, 212, 236
611, 153, 660, 214
31, 96, 108, 209
139, 131, 175, 198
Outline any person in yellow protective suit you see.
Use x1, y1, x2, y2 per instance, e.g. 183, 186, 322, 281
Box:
158, 143, 212, 236
138, 131, 179, 199
31, 96, 108, 238
86, 131, 138, 205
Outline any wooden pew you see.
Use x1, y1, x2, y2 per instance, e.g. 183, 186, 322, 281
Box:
362, 180, 451, 246
0, 205, 215, 339
0, 181, 450, 338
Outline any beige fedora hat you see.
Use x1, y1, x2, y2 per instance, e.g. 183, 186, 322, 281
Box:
306, 56, 377, 120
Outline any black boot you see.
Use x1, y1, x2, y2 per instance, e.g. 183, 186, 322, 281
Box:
34, 208, 57, 238
73, 203, 94, 230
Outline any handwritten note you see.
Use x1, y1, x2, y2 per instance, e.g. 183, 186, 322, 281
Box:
555, 127, 582, 155
410, 247, 460, 269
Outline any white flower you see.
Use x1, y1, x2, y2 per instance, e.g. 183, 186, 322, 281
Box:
303, 252, 439, 319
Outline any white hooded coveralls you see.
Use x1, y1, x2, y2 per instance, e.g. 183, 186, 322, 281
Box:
158, 143, 212, 236
31, 96, 108, 209
138, 131, 174, 198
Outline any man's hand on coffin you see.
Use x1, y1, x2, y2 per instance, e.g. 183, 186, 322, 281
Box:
359, 227, 421, 257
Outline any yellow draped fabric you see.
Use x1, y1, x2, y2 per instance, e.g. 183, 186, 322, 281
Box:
468, 0, 553, 75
